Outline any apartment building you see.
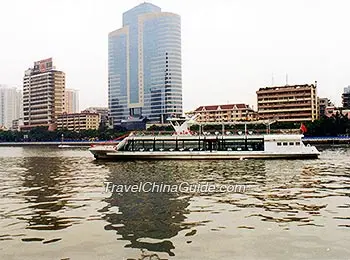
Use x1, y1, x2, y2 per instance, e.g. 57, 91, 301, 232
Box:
257, 84, 318, 122
83, 107, 110, 127
56, 112, 100, 131
0, 85, 22, 129
65, 89, 79, 113
22, 58, 65, 130
191, 104, 256, 123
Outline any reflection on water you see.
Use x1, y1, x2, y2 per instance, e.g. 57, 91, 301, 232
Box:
0, 146, 350, 259
22, 156, 73, 231
102, 190, 189, 256
99, 160, 267, 256
99, 161, 195, 256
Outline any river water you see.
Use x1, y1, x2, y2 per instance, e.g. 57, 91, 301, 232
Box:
0, 146, 349, 260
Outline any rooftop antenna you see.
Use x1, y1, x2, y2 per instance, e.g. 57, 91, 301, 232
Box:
286, 73, 289, 86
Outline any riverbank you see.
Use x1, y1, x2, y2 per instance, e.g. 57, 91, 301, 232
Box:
0, 141, 120, 147
303, 136, 350, 145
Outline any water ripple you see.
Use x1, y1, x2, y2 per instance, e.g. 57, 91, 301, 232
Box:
0, 146, 349, 259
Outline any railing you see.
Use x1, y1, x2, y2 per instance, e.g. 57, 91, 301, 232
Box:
133, 129, 301, 136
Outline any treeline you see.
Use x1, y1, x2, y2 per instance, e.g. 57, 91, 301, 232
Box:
0, 113, 349, 142
0, 126, 126, 142
305, 113, 350, 136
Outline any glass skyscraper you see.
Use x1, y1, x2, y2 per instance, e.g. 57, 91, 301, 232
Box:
108, 3, 182, 127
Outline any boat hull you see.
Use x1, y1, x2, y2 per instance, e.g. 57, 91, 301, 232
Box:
90, 150, 319, 160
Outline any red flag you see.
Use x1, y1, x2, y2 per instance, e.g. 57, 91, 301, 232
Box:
300, 123, 307, 134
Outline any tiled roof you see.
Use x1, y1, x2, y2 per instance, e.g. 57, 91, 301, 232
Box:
194, 104, 249, 112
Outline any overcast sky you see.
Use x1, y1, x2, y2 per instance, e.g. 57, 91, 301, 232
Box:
1, 0, 349, 111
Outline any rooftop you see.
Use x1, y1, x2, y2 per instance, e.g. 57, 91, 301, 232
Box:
58, 112, 99, 117
194, 104, 251, 112
257, 84, 316, 92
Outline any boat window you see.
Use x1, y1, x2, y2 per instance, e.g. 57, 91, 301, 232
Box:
224, 138, 264, 151
163, 140, 178, 151
277, 142, 282, 146
295, 142, 300, 146
123, 141, 131, 151
143, 140, 155, 151
246, 138, 264, 151
289, 142, 294, 146
129, 138, 265, 152
282, 142, 288, 146
154, 140, 165, 151
133, 140, 144, 151
183, 140, 200, 151
224, 139, 246, 151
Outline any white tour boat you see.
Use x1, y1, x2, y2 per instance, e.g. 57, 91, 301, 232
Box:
89, 117, 320, 160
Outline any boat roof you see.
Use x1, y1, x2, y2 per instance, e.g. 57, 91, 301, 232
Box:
263, 134, 304, 141
128, 134, 303, 141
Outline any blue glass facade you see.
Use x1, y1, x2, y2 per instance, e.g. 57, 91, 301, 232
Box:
108, 3, 182, 127
108, 28, 129, 123
142, 13, 182, 123
122, 4, 160, 106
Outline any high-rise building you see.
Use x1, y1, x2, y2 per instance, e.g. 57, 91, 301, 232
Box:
108, 3, 182, 128
0, 85, 22, 129
257, 83, 319, 122
65, 89, 79, 113
342, 86, 350, 108
22, 58, 65, 130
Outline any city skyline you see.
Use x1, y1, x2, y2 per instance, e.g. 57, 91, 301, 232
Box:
1, 0, 350, 111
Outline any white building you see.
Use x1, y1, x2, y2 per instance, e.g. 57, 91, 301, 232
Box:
65, 88, 79, 113
0, 85, 22, 129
